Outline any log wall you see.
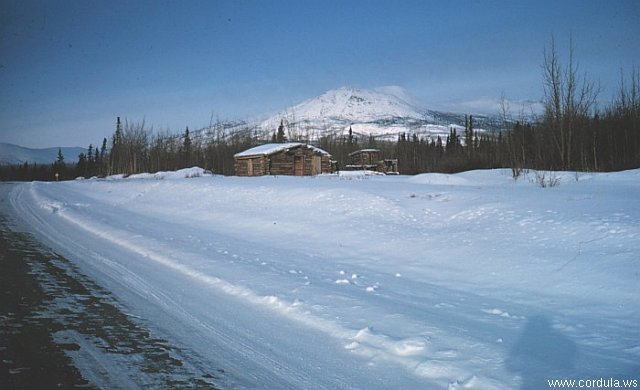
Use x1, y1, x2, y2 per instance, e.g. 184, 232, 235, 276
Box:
235, 145, 331, 176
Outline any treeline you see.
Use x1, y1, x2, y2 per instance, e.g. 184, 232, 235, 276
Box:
2, 84, 637, 181
97, 40, 637, 177
0, 148, 76, 181
2, 39, 638, 181
505, 38, 640, 174
391, 39, 640, 175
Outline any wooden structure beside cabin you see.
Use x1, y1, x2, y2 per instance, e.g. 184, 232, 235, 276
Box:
346, 149, 399, 174
234, 143, 332, 176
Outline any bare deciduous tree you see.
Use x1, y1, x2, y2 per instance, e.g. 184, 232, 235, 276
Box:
542, 35, 600, 170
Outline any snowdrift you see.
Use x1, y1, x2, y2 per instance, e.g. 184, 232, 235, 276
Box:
3, 168, 638, 389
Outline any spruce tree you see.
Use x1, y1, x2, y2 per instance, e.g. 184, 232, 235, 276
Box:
100, 138, 107, 160
100, 138, 107, 176
276, 120, 286, 143
77, 153, 87, 177
57, 148, 65, 164
466, 115, 474, 155
183, 127, 192, 167
87, 144, 94, 175
87, 144, 94, 163
464, 115, 471, 149
109, 117, 123, 175
54, 148, 65, 180
94, 148, 99, 174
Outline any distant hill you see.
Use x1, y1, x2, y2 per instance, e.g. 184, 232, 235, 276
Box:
2, 87, 513, 160
0, 143, 87, 165
259, 86, 444, 140
192, 86, 507, 143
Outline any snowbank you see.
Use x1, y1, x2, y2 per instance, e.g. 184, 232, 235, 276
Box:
105, 167, 212, 181
3, 168, 638, 389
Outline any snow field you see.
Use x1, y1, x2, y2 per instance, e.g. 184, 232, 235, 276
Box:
3, 168, 639, 389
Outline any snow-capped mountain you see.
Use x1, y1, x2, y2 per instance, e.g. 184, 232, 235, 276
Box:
254, 86, 501, 142
193, 86, 507, 144
0, 143, 86, 165
272, 86, 426, 123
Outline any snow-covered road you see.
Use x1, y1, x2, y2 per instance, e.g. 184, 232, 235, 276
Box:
2, 169, 638, 389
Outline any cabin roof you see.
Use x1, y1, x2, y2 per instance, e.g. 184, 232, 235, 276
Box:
234, 143, 331, 158
348, 148, 380, 156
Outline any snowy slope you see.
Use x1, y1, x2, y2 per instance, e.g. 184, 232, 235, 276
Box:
2, 169, 639, 389
273, 86, 426, 122
257, 86, 480, 141
0, 142, 86, 165
192, 87, 496, 143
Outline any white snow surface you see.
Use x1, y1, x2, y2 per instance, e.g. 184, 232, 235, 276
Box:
3, 169, 639, 389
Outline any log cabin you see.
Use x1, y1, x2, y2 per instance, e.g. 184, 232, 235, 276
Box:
347, 149, 381, 169
346, 149, 399, 174
234, 143, 332, 176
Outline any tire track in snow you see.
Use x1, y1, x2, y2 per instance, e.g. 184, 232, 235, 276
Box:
8, 185, 317, 388
8, 182, 487, 387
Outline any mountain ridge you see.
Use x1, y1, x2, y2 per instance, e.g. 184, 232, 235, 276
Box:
3, 87, 515, 157
255, 86, 504, 141
0, 143, 87, 165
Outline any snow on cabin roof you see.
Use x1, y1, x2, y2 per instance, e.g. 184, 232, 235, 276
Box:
348, 148, 380, 156
234, 143, 330, 158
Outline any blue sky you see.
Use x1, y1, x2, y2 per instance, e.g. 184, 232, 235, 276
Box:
1, 0, 638, 148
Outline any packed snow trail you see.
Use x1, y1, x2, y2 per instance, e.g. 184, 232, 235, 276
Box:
2, 169, 639, 389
